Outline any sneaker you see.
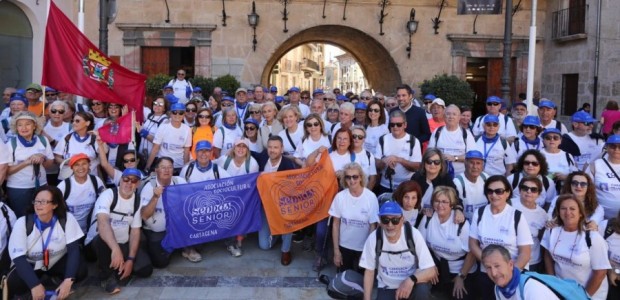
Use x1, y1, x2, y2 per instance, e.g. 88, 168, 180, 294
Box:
302, 235, 314, 252
312, 256, 325, 272
101, 276, 121, 294
292, 231, 304, 243
227, 244, 243, 257
182, 248, 203, 262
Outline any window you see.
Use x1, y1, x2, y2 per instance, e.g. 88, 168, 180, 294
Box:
561, 74, 579, 115
552, 0, 586, 39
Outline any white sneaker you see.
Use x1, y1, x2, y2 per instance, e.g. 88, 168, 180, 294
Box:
227, 244, 242, 257
182, 248, 202, 262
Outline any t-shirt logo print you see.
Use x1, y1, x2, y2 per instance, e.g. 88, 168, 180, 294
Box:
82, 49, 114, 89
183, 191, 244, 231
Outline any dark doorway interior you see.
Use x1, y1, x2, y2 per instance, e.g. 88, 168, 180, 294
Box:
466, 58, 488, 119
562, 74, 579, 115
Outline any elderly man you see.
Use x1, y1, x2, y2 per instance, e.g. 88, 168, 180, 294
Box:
538, 99, 568, 134
472, 96, 518, 142
312, 88, 324, 101
283, 87, 310, 118
359, 201, 436, 300
511, 102, 528, 130
2, 87, 16, 112
453, 150, 488, 221
24, 83, 44, 116
375, 110, 422, 193
253, 85, 266, 103
427, 98, 446, 133
234, 88, 251, 121
429, 104, 476, 176
394, 85, 431, 144
561, 111, 604, 170
167, 69, 193, 104
310, 97, 332, 129
473, 115, 517, 176
360, 90, 373, 106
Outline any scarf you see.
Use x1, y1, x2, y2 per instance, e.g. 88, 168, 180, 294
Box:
73, 132, 90, 143
196, 161, 213, 173
521, 135, 540, 148
481, 133, 500, 144
223, 122, 237, 130
18, 135, 38, 148
497, 266, 520, 299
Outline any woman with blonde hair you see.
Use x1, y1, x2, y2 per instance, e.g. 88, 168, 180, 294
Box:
191, 107, 215, 159
293, 113, 331, 167
277, 105, 303, 157
258, 101, 283, 149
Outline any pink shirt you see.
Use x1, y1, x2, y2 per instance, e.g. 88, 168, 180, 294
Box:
602, 110, 620, 134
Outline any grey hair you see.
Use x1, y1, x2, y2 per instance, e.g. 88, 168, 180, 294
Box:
10, 111, 44, 135
389, 109, 406, 120
339, 162, 367, 189
340, 102, 355, 115
49, 100, 68, 111
481, 244, 512, 263
261, 101, 278, 112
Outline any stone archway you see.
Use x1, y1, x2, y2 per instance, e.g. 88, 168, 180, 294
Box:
261, 25, 401, 94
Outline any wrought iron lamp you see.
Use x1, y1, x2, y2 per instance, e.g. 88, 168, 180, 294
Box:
406, 8, 419, 59
248, 1, 260, 51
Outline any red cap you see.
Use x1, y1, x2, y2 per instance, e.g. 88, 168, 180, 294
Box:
69, 153, 90, 167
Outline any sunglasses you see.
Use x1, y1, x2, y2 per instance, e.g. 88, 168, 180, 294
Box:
523, 160, 540, 167
123, 158, 136, 163
369, 108, 381, 113
361, 96, 372, 101
485, 188, 507, 196
352, 134, 365, 140
485, 122, 499, 127
519, 185, 539, 193
197, 114, 211, 119
92, 102, 103, 106
385, 103, 398, 108
186, 108, 197, 113
389, 122, 404, 128
570, 180, 588, 188
32, 200, 53, 205
305, 122, 320, 128
244, 126, 257, 131
426, 159, 441, 166
250, 110, 261, 115
487, 102, 501, 106
122, 176, 140, 184
50, 109, 65, 115
344, 174, 360, 180
171, 111, 185, 115
544, 135, 561, 141
153, 102, 165, 107
301, 96, 310, 99
323, 98, 335, 101
45, 93, 57, 97
327, 108, 339, 113
380, 216, 401, 225
522, 125, 538, 130
608, 144, 620, 150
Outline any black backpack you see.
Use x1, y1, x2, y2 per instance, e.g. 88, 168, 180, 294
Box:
89, 187, 140, 230
378, 134, 416, 157
477, 206, 521, 234
1, 204, 13, 236
25, 213, 67, 236
374, 221, 418, 271
434, 126, 468, 148
184, 162, 220, 182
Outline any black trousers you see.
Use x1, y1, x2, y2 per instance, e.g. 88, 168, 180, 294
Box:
377, 282, 431, 300
338, 246, 363, 273
142, 229, 171, 268
91, 235, 153, 280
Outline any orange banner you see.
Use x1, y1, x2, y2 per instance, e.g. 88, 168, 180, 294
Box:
257, 154, 339, 235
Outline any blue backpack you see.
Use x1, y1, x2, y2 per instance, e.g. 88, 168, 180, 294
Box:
512, 271, 591, 300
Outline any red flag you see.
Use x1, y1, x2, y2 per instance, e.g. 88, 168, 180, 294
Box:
41, 2, 146, 121
98, 114, 132, 144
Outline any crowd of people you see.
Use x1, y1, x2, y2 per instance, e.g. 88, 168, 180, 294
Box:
0, 73, 619, 300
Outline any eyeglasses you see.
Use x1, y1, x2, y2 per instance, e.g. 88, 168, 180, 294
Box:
519, 185, 539, 193
123, 158, 137, 163
244, 126, 257, 131
523, 160, 540, 167
122, 176, 140, 184
485, 122, 499, 127
344, 174, 360, 180
305, 122, 320, 128
361, 96, 372, 101
186, 108, 197, 113
327, 108, 339, 113
425, 159, 441, 166
177, 73, 185, 76
301, 97, 310, 100
487, 102, 501, 106
369, 108, 381, 113
45, 93, 57, 97
197, 114, 211, 119
389, 122, 404, 128
92, 102, 103, 106
323, 98, 335, 101
352, 134, 365, 140
570, 180, 588, 188
380, 216, 401, 225
544, 135, 561, 141
171, 111, 185, 116
608, 144, 620, 150
50, 109, 65, 115
385, 103, 398, 108
485, 188, 507, 196
433, 200, 451, 206
522, 125, 538, 130
32, 200, 53, 205
250, 110, 261, 115
153, 102, 165, 107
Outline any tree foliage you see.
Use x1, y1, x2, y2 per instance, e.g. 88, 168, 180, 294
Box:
214, 74, 241, 95
419, 74, 475, 108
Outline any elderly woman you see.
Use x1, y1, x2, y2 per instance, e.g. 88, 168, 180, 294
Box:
418, 186, 477, 300
541, 128, 577, 190
53, 111, 99, 178
511, 176, 548, 273
428, 105, 476, 177
145, 103, 192, 174
364, 100, 389, 155
247, 103, 263, 124
89, 99, 108, 129
7, 186, 87, 300
214, 96, 234, 127
277, 106, 303, 157
351, 126, 377, 190
6, 112, 54, 217
410, 148, 459, 211
512, 115, 543, 156
469, 175, 533, 300
42, 101, 72, 186
549, 171, 605, 228
332, 102, 355, 133
212, 107, 243, 158
589, 134, 620, 219
258, 101, 283, 149
139, 96, 169, 159
293, 113, 331, 167
542, 194, 611, 299
599, 211, 620, 299
507, 149, 556, 209
183, 101, 198, 128
329, 163, 379, 272
190, 107, 215, 159
3, 93, 29, 139
326, 103, 340, 125
243, 118, 263, 153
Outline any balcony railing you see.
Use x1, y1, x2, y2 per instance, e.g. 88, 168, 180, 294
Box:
301, 58, 320, 73
552, 5, 586, 39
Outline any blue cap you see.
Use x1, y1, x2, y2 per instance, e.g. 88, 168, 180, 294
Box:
483, 114, 500, 124
163, 84, 173, 90
45, 87, 57, 93
193, 87, 202, 92
270, 86, 278, 93
312, 89, 324, 95
542, 128, 562, 137
10, 93, 27, 102
165, 94, 179, 104
522, 115, 541, 127
288, 87, 300, 93
572, 111, 593, 123
424, 94, 436, 101
465, 150, 484, 160
539, 100, 556, 109
355, 102, 367, 111
275, 96, 284, 103
486, 96, 503, 104
122, 168, 142, 178
263, 87, 269, 93
221, 96, 235, 103
170, 102, 186, 111
195, 140, 213, 151
607, 135, 620, 144
337, 95, 348, 101
513, 102, 527, 108
244, 118, 260, 127
379, 201, 403, 216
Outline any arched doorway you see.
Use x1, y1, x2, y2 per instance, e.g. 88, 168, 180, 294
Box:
0, 1, 33, 89
261, 25, 401, 94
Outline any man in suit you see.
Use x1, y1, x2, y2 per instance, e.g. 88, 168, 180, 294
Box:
393, 84, 431, 144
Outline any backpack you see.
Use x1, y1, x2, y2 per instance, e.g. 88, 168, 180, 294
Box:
321, 270, 364, 300
455, 173, 487, 199
63, 133, 97, 158
25, 213, 67, 236
138, 175, 181, 195
223, 156, 251, 174
87, 187, 140, 231
474, 135, 508, 152
62, 175, 103, 230
511, 173, 550, 193
434, 126, 468, 148
146, 113, 169, 127
1, 204, 12, 236
1, 119, 8, 134
476, 114, 511, 132
378, 134, 416, 157
375, 221, 418, 272
477, 206, 521, 234
184, 162, 220, 182
513, 271, 591, 300
602, 218, 617, 240
9, 135, 49, 161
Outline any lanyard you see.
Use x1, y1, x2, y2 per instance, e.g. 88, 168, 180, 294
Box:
35, 215, 57, 269
483, 139, 499, 162
236, 104, 248, 120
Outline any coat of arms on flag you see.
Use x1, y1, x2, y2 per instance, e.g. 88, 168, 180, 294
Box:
82, 49, 114, 88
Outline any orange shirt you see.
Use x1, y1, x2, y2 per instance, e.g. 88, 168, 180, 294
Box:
191, 126, 215, 159
28, 101, 44, 116
428, 118, 445, 134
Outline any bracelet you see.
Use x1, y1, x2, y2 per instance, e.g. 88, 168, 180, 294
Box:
126, 256, 135, 261
409, 274, 418, 285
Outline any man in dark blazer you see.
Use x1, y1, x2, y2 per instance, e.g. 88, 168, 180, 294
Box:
392, 84, 431, 144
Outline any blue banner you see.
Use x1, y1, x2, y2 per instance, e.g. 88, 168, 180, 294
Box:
161, 173, 262, 252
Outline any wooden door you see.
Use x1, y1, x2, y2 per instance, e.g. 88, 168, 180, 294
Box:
487, 58, 503, 97
141, 47, 169, 76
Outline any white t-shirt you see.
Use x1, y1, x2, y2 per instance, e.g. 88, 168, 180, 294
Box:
328, 188, 379, 251
359, 225, 435, 289
428, 126, 476, 176
470, 204, 534, 271
248, 138, 263, 153
168, 78, 192, 103
374, 133, 422, 189
57, 175, 105, 234
512, 137, 544, 157
508, 173, 556, 207
153, 122, 192, 168
511, 200, 547, 265
354, 149, 378, 183
7, 136, 54, 188
140, 177, 187, 232
212, 126, 243, 155
329, 151, 356, 173
541, 228, 611, 300
473, 136, 517, 176
216, 156, 260, 176
283, 103, 310, 119
139, 115, 169, 155
541, 149, 577, 177
454, 173, 488, 221
598, 219, 620, 268
566, 133, 604, 170
294, 135, 331, 161
53, 133, 100, 175
43, 121, 72, 175
402, 209, 420, 226
591, 158, 620, 219
0, 141, 10, 164
0, 203, 16, 255
278, 125, 304, 156
364, 124, 389, 155
85, 189, 142, 245
8, 213, 83, 271
495, 279, 561, 300
541, 120, 568, 135
418, 212, 475, 274
472, 113, 518, 139
179, 161, 231, 183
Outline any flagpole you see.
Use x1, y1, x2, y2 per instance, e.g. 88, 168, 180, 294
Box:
41, 85, 47, 117
76, 0, 85, 106
131, 110, 137, 155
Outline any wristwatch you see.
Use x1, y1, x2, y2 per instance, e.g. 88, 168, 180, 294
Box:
409, 274, 418, 285
458, 273, 467, 280
614, 268, 620, 275
454, 156, 458, 162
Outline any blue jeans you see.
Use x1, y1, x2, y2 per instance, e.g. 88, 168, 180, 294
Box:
6, 187, 38, 218
314, 218, 329, 256
257, 210, 292, 252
